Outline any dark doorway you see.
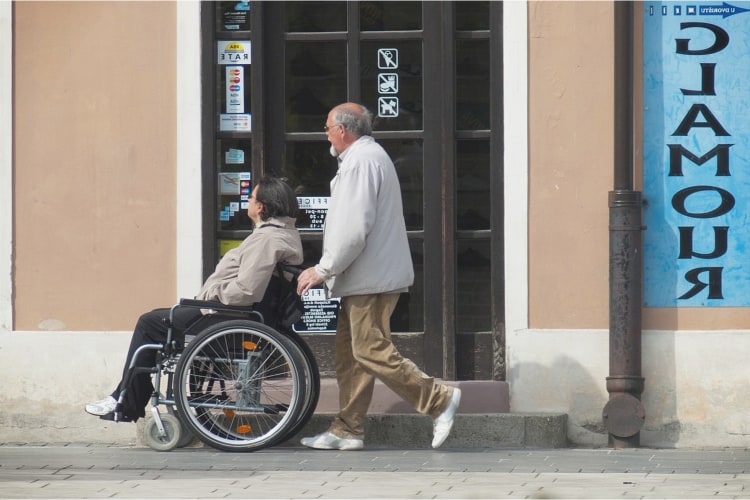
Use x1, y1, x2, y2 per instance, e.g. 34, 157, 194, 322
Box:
202, 1, 504, 380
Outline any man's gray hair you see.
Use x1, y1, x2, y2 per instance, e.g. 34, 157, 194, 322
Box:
332, 104, 373, 136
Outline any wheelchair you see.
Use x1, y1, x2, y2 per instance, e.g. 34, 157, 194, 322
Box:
112, 264, 320, 452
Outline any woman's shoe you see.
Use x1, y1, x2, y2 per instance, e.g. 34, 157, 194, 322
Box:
85, 396, 117, 416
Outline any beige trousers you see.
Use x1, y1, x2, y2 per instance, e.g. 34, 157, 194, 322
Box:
328, 293, 453, 440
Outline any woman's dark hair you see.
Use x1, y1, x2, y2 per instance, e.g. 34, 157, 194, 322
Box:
255, 176, 299, 221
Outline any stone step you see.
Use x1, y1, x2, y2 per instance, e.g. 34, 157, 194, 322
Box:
285, 413, 568, 449
283, 379, 567, 449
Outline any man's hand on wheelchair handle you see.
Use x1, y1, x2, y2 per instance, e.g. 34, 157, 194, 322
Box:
297, 267, 324, 295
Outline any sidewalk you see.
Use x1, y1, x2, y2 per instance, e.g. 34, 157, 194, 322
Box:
1, 443, 748, 498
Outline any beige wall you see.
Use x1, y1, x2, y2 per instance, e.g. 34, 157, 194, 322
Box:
527, 1, 750, 330
528, 2, 613, 329
13, 2, 177, 330
515, 2, 750, 447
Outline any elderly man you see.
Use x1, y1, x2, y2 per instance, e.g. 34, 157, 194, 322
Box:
297, 103, 461, 450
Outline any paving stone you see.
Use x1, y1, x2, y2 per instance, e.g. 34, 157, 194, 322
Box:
1, 445, 749, 498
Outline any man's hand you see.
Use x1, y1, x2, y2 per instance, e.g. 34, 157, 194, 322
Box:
297, 267, 324, 295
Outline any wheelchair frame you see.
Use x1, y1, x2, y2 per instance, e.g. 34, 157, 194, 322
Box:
112, 265, 320, 452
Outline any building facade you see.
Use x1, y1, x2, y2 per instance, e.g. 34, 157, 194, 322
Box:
2, 1, 749, 448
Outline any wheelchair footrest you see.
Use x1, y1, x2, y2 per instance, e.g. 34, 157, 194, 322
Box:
99, 412, 134, 423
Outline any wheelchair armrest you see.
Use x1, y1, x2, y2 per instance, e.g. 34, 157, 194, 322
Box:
277, 263, 305, 277
179, 298, 256, 314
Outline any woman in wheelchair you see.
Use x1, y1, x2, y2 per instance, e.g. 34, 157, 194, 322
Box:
85, 176, 303, 422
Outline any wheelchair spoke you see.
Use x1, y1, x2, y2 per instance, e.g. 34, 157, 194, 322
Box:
174, 320, 308, 451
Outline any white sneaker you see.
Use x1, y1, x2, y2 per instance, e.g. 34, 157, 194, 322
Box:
85, 396, 117, 416
432, 388, 461, 448
300, 431, 364, 451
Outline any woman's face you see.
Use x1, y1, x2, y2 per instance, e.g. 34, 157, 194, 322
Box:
246, 185, 263, 225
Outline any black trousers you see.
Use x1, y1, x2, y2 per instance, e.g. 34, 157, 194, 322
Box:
113, 307, 204, 421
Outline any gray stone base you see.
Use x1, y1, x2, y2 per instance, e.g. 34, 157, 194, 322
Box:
283, 412, 568, 449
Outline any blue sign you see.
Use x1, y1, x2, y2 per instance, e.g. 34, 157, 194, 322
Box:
643, 2, 750, 306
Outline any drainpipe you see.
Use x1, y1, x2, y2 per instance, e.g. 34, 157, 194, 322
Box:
603, 0, 646, 448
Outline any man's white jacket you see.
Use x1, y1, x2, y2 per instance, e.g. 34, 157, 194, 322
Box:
315, 136, 415, 297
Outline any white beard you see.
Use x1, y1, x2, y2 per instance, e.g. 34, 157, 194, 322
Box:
329, 144, 340, 158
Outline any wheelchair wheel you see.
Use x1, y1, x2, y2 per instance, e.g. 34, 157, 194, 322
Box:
174, 320, 308, 452
143, 413, 182, 452
279, 328, 320, 441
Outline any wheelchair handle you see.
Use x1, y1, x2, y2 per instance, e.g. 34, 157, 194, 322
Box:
277, 263, 306, 277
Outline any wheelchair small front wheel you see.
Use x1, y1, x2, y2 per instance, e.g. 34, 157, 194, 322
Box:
166, 406, 198, 448
143, 413, 182, 452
